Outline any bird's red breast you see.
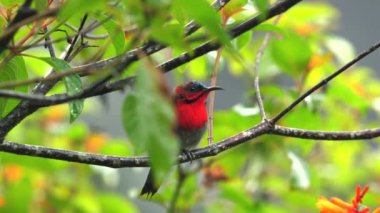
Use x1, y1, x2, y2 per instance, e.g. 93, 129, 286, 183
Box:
176, 97, 208, 130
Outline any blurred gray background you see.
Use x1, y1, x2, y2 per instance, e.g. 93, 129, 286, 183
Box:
82, 1, 380, 212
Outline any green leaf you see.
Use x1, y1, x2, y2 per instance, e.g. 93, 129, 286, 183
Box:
253, 24, 285, 35
1, 0, 23, 7
122, 67, 179, 183
150, 23, 185, 49
0, 56, 28, 118
270, 31, 312, 76
252, 0, 269, 19
325, 35, 356, 65
187, 57, 207, 80
223, 0, 248, 18
234, 31, 251, 50
64, 73, 83, 123
98, 14, 126, 55
172, 0, 231, 46
287, 150, 310, 189
99, 194, 139, 213
58, 0, 104, 21
31, 57, 84, 123
34, 0, 47, 11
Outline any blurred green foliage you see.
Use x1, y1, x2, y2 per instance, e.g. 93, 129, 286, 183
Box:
1, 0, 380, 212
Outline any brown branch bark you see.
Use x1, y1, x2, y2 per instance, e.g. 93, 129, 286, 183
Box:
1, 123, 380, 168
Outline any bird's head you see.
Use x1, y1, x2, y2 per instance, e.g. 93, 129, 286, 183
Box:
174, 81, 223, 105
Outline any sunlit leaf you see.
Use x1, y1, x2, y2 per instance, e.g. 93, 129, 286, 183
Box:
223, 0, 247, 19
32, 57, 84, 123
252, 0, 269, 19
58, 0, 104, 20
234, 31, 251, 50
0, 56, 28, 118
187, 56, 207, 80
150, 23, 185, 49
98, 14, 126, 55
253, 24, 285, 35
287, 150, 310, 190
270, 31, 312, 76
325, 35, 356, 65
34, 0, 47, 11
172, 0, 231, 46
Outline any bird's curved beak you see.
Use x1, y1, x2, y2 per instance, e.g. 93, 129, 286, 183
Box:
204, 86, 223, 93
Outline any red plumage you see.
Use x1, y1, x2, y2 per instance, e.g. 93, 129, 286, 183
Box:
140, 81, 223, 196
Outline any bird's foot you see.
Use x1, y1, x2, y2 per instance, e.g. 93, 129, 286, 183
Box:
181, 149, 195, 163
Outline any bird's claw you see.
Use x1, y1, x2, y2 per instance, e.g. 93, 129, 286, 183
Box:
181, 149, 195, 163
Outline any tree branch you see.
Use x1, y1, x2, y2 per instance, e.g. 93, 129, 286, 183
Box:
271, 125, 380, 140
271, 40, 380, 124
1, 122, 380, 168
0, 0, 232, 140
0, 0, 304, 107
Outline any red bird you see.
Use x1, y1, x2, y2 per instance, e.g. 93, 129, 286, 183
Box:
140, 81, 223, 196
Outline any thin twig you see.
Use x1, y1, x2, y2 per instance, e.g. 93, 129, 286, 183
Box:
208, 48, 223, 145
207, 7, 230, 146
271, 39, 380, 124
44, 28, 56, 58
64, 14, 88, 61
0, 7, 59, 51
253, 15, 281, 120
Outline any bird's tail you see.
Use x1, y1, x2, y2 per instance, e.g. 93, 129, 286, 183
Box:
140, 169, 159, 197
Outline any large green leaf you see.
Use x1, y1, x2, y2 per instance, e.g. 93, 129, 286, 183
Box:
58, 0, 104, 20
98, 14, 126, 55
252, 0, 269, 19
33, 57, 84, 123
172, 0, 231, 46
122, 67, 179, 183
0, 56, 28, 118
150, 23, 185, 49
270, 31, 312, 76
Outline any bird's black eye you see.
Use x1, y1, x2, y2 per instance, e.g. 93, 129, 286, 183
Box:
187, 82, 204, 92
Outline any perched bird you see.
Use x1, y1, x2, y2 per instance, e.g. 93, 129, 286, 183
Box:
140, 81, 223, 196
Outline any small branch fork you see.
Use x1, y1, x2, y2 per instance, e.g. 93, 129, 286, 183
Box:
253, 15, 281, 120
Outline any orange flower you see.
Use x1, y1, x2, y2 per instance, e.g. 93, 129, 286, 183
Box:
317, 185, 373, 213
317, 196, 348, 213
